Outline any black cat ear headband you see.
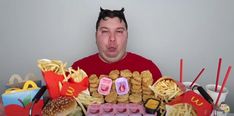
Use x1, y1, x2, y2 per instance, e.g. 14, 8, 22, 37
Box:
100, 7, 125, 13
96, 7, 128, 30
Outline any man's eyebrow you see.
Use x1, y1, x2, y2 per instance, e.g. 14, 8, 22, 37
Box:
99, 27, 126, 30
99, 27, 108, 30
116, 27, 126, 30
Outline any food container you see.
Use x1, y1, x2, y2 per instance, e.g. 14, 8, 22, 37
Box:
205, 84, 228, 105
87, 103, 154, 116
150, 77, 184, 102
115, 103, 128, 115
128, 103, 144, 116
183, 81, 200, 94
87, 104, 101, 116
144, 98, 160, 114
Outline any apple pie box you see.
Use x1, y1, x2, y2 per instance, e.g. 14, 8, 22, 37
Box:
1, 80, 44, 116
87, 103, 156, 116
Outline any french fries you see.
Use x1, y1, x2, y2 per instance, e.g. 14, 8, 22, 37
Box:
37, 59, 67, 75
68, 67, 87, 82
38, 59, 88, 83
149, 77, 184, 115
150, 77, 183, 102
76, 92, 103, 106
167, 103, 197, 116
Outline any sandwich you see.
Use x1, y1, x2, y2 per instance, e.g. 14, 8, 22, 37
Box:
42, 96, 83, 116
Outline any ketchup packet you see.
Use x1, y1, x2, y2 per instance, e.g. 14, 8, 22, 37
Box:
98, 77, 112, 95
115, 77, 129, 95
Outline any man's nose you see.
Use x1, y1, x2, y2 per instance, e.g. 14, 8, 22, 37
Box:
109, 32, 116, 42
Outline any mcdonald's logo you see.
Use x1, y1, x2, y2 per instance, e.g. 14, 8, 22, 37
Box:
191, 96, 204, 106
66, 86, 75, 96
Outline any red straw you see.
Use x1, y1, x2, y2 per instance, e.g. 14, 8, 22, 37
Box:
180, 59, 183, 83
215, 66, 232, 106
215, 58, 222, 92
189, 68, 205, 88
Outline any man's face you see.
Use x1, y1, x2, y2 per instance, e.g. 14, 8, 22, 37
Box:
96, 17, 128, 63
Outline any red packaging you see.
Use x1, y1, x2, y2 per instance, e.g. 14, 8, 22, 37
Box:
42, 71, 64, 99
166, 91, 212, 116
60, 77, 89, 97
42, 71, 89, 99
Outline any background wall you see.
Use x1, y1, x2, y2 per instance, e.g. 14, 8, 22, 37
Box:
1, 0, 234, 112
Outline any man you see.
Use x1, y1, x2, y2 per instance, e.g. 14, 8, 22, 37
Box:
72, 8, 162, 81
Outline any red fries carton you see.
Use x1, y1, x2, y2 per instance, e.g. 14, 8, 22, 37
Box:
42, 71, 64, 99
38, 59, 89, 99
166, 91, 212, 116
60, 77, 89, 96
42, 71, 89, 99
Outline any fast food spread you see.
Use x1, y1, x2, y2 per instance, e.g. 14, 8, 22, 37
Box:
37, 63, 191, 116
8, 59, 224, 116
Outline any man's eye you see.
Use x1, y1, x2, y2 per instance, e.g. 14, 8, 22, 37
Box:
117, 31, 123, 34
101, 30, 108, 33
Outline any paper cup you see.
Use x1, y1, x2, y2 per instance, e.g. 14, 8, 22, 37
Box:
210, 110, 227, 116
205, 84, 228, 105
182, 82, 200, 94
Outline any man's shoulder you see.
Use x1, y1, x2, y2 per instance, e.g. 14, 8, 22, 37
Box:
79, 53, 98, 61
72, 53, 98, 66
127, 52, 152, 62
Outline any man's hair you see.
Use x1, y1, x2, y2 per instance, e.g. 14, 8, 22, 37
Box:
96, 7, 128, 31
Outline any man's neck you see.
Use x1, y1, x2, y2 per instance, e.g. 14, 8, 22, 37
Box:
98, 52, 127, 64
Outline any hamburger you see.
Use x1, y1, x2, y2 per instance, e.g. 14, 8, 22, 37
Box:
42, 96, 83, 116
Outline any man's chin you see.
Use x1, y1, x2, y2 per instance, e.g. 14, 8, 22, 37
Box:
100, 53, 121, 63
105, 52, 119, 58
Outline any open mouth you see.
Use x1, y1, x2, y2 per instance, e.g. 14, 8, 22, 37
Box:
108, 47, 117, 52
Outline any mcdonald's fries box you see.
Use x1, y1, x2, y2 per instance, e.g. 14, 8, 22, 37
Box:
166, 91, 213, 116
1, 80, 44, 116
41, 71, 89, 99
